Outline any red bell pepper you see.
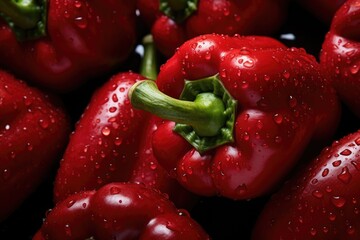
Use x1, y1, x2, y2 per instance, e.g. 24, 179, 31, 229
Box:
320, 0, 360, 118
0, 70, 70, 222
34, 182, 209, 240
137, 0, 288, 57
296, 0, 346, 24
0, 0, 137, 92
129, 34, 341, 199
252, 129, 360, 239
54, 36, 195, 208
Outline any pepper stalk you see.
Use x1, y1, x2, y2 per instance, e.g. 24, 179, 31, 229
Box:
159, 0, 198, 23
129, 74, 237, 153
140, 34, 158, 81
0, 0, 47, 40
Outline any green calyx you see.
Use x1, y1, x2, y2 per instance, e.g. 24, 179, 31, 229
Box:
129, 74, 237, 153
159, 0, 198, 23
0, 0, 47, 41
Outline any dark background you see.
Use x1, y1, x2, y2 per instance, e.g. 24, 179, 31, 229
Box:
0, 1, 358, 239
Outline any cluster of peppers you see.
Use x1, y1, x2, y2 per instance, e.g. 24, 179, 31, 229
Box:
1, 0, 360, 239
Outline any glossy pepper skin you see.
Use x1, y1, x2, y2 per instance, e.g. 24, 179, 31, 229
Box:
137, 0, 287, 57
0, 0, 137, 92
129, 34, 341, 200
296, 0, 346, 24
34, 182, 209, 240
320, 0, 360, 118
253, 130, 360, 240
54, 71, 194, 207
0, 70, 70, 222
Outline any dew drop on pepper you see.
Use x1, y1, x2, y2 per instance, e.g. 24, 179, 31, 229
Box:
2, 169, 10, 180
66, 200, 76, 208
109, 186, 121, 195
332, 160, 342, 167
309, 227, 317, 236
328, 212, 336, 221
74, 16, 88, 29
312, 190, 323, 199
331, 196, 346, 208
64, 224, 72, 237
74, 0, 82, 8
337, 166, 352, 184
322, 168, 329, 177
340, 148, 352, 156
101, 126, 111, 136
273, 113, 283, 124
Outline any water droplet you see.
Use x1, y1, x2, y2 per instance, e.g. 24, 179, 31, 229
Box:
289, 96, 297, 108
283, 71, 290, 79
243, 132, 250, 141
177, 209, 190, 217
337, 166, 352, 184
39, 119, 49, 129
236, 184, 247, 195
243, 59, 254, 68
241, 81, 249, 89
322, 168, 329, 177
325, 186, 332, 193
355, 138, 360, 145
150, 162, 157, 170
101, 126, 111, 136
347, 225, 356, 235
220, 69, 227, 78
340, 149, 352, 156
166, 221, 178, 231
109, 107, 117, 113
312, 190, 323, 199
4, 124, 10, 130
64, 10, 70, 18
64, 224, 72, 237
23, 96, 32, 106
114, 137, 123, 146
328, 212, 336, 221
351, 161, 360, 171
332, 160, 342, 167
67, 200, 76, 208
273, 114, 283, 124
112, 94, 118, 102
205, 51, 211, 60
74, 16, 88, 29
2, 169, 10, 180
74, 0, 82, 8
27, 143, 33, 151
310, 227, 317, 236
331, 196, 346, 208
263, 75, 270, 81
311, 178, 318, 185
239, 48, 250, 55
274, 136, 282, 143
110, 186, 121, 195
256, 120, 263, 129
350, 65, 359, 75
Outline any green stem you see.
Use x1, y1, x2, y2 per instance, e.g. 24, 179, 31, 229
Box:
166, 0, 188, 11
129, 74, 237, 153
0, 0, 47, 40
140, 35, 158, 81
0, 0, 42, 29
159, 0, 198, 23
130, 80, 226, 137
